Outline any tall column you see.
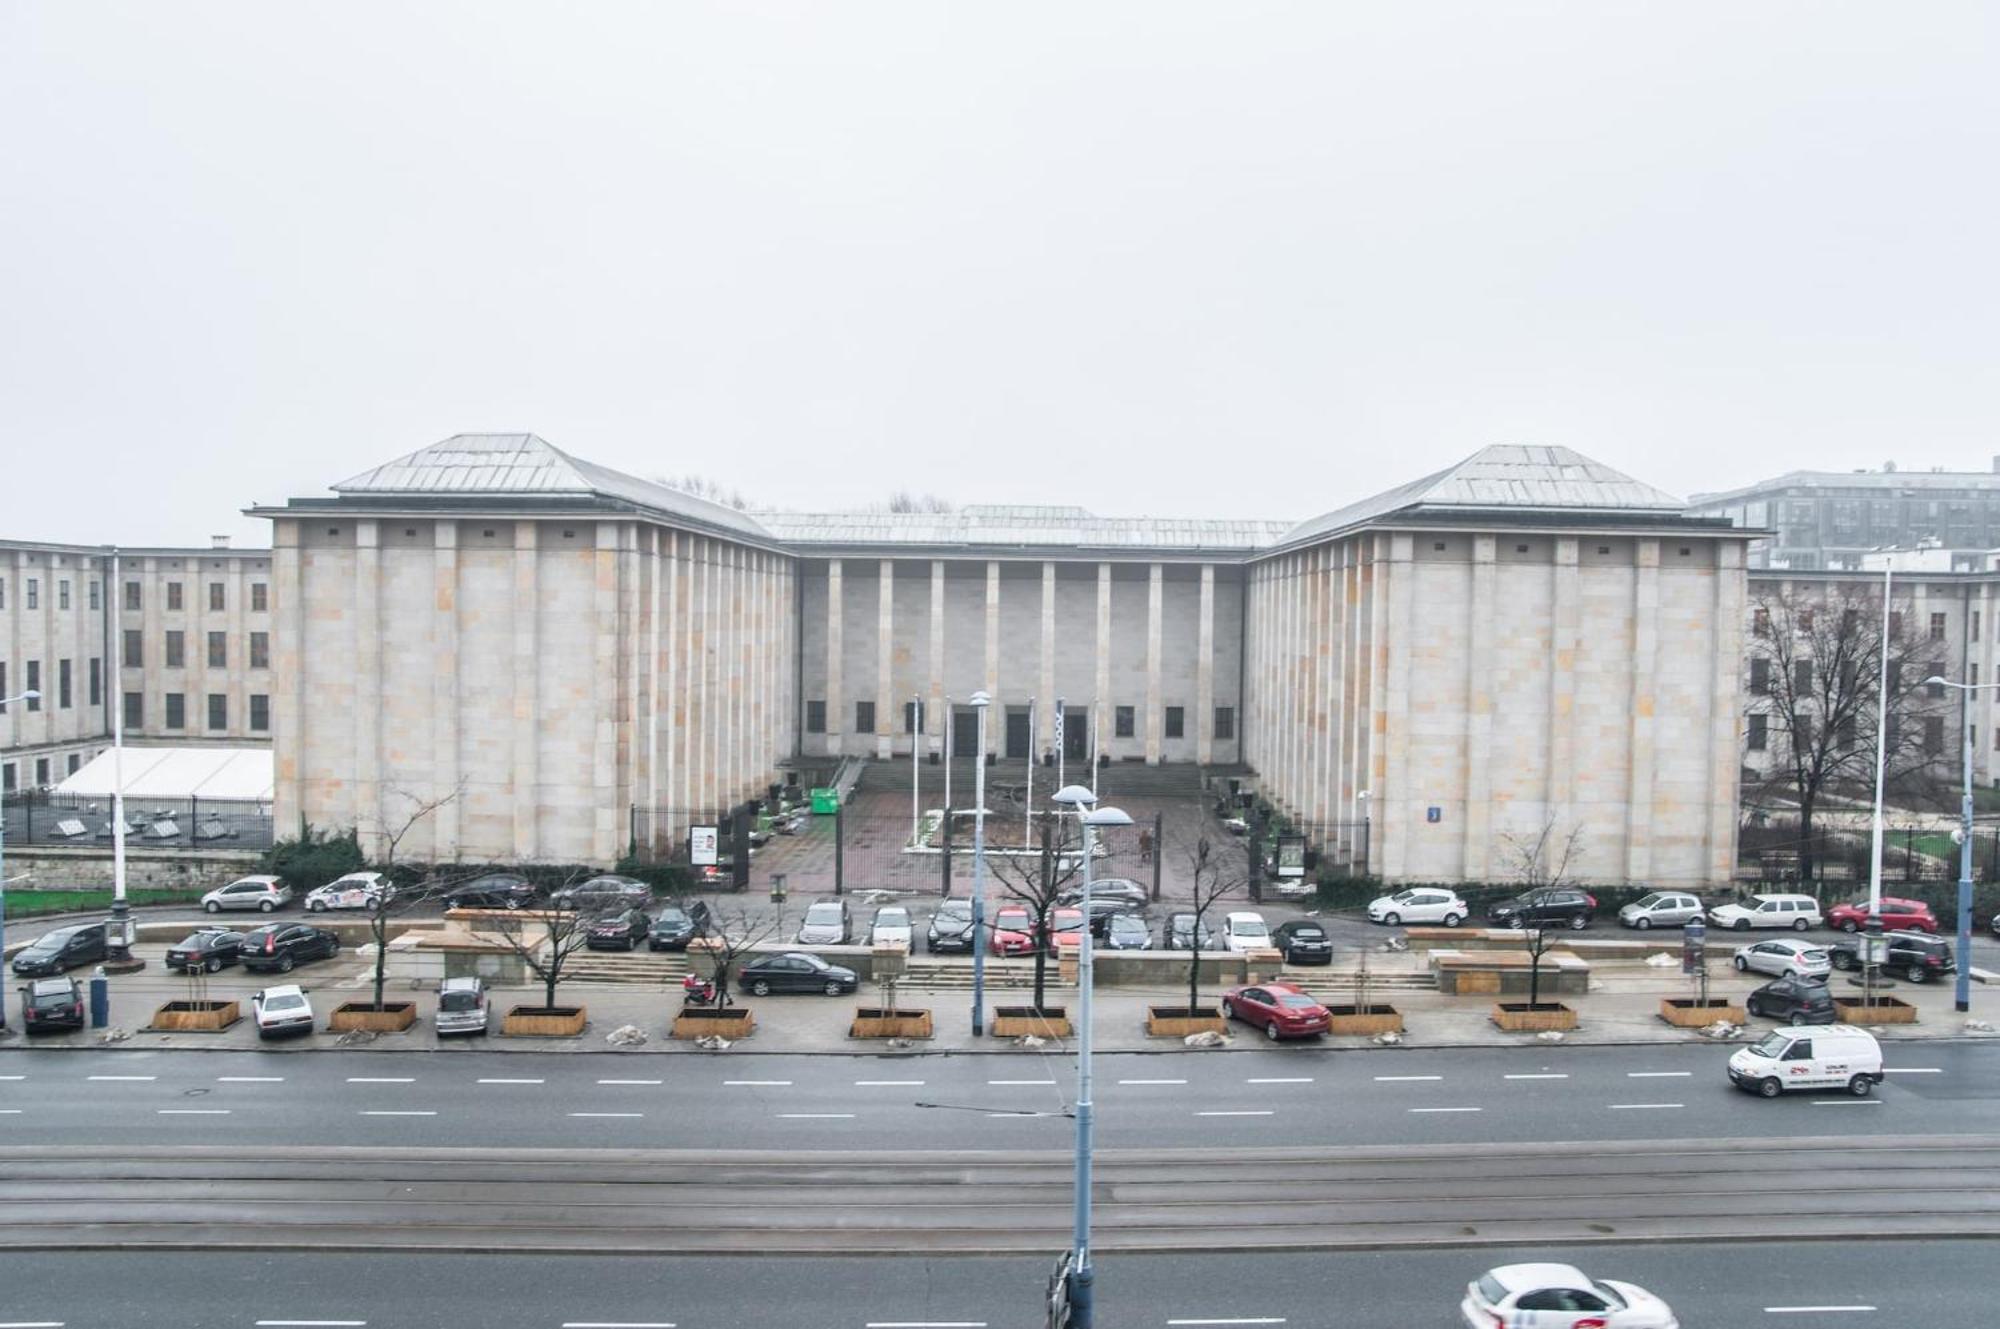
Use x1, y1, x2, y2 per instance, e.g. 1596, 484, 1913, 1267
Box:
591, 523, 622, 864
825, 559, 844, 757
644, 528, 665, 850
1707, 541, 1747, 882
432, 523, 461, 860
983, 562, 1000, 754
1196, 564, 1216, 765
271, 521, 305, 835
928, 559, 946, 757
1462, 537, 1496, 879
1546, 538, 1580, 828
354, 519, 382, 851
663, 531, 682, 846
685, 538, 705, 822
1379, 535, 1413, 878
511, 521, 540, 860
876, 559, 895, 758
1145, 561, 1164, 764
1094, 563, 1112, 751
1625, 539, 1661, 881
1038, 561, 1056, 754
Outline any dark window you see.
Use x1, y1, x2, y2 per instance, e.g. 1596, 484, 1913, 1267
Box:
1930, 611, 1948, 641
1795, 716, 1813, 750
123, 692, 143, 729
57, 659, 71, 709
165, 630, 184, 669
1750, 658, 1770, 695
1115, 706, 1135, 738
1841, 607, 1857, 633
1925, 716, 1945, 754
66, 754, 79, 775
165, 693, 185, 730
58, 579, 69, 610
88, 580, 99, 611
1976, 610, 1983, 641
1798, 608, 1814, 631
207, 632, 226, 668
1165, 706, 1185, 739
123, 581, 141, 611
1214, 706, 1235, 740
208, 582, 225, 612
1748, 714, 1768, 751
166, 581, 183, 611
805, 700, 826, 734
249, 694, 270, 732
1, 763, 11, 793
25, 578, 38, 610
1752, 607, 1770, 636
1889, 662, 1903, 692
25, 661, 40, 710
123, 629, 142, 667
1929, 669, 1947, 699
1889, 610, 1903, 637
1793, 660, 1812, 694
87, 658, 100, 707
251, 582, 268, 612
903, 700, 925, 734
250, 631, 269, 670
35, 758, 48, 787
855, 700, 875, 733
0, 662, 5, 710
207, 693, 227, 731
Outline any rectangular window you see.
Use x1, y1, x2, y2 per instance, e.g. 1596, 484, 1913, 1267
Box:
1929, 611, 1948, 641
251, 582, 268, 612
123, 581, 141, 611
1, 762, 12, 793
1214, 706, 1235, 740
1798, 608, 1813, 631
123, 691, 143, 729
1, 662, 8, 710
123, 629, 142, 667
165, 692, 185, 730
1752, 607, 1770, 637
88, 658, 101, 706
1976, 610, 1983, 641
67, 754, 79, 775
57, 659, 71, 709
1793, 660, 1812, 694
249, 631, 269, 670
208, 582, 225, 612
1165, 706, 1185, 739
1925, 715, 1945, 754
805, 699, 826, 733
165, 630, 185, 668
855, 700, 876, 733
249, 694, 270, 732
207, 693, 227, 730
87, 580, 99, 611
26, 578, 38, 610
207, 631, 227, 668
1929, 670, 1948, 699
1889, 610, 1903, 637
903, 700, 927, 734
1115, 706, 1135, 738
35, 758, 48, 787
25, 661, 40, 710
1747, 714, 1768, 751
1750, 658, 1770, 695
58, 579, 69, 610
1794, 715, 1813, 750
0, 577, 6, 609
166, 581, 183, 611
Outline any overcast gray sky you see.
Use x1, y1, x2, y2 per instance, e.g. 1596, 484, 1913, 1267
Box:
3, 2, 1995, 547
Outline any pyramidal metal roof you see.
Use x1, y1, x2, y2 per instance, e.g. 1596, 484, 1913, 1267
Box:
1278, 444, 1689, 547
332, 434, 773, 540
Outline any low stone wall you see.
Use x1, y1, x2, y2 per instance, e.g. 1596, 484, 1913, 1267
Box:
5, 846, 262, 891
1432, 948, 1591, 996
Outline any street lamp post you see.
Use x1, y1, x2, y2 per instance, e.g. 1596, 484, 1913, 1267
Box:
1, 688, 43, 1029
1050, 783, 1132, 1329
1924, 674, 2000, 1013
970, 690, 990, 1037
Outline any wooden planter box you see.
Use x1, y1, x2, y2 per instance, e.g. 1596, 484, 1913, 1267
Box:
1145, 1005, 1228, 1037
672, 1007, 756, 1040
992, 1006, 1072, 1039
148, 999, 240, 1032
1491, 1001, 1579, 1032
1835, 996, 1919, 1025
849, 1007, 934, 1040
1660, 998, 1747, 1028
1326, 1003, 1405, 1036
327, 1001, 418, 1033
501, 1005, 588, 1037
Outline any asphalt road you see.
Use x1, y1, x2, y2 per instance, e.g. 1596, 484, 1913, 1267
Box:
0, 1242, 1992, 1328
2, 1041, 1997, 1149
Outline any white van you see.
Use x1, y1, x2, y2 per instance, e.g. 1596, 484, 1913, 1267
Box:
1222, 911, 1271, 953
1727, 1024, 1883, 1098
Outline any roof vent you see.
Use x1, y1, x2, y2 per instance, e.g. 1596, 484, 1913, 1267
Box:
211, 535, 231, 549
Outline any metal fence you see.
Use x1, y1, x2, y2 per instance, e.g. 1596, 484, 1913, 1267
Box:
0, 790, 274, 852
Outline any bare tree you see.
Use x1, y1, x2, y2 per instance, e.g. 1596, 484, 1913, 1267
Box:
689, 907, 780, 1009
354, 787, 462, 1014
984, 816, 1087, 1012
1169, 829, 1245, 1017
882, 491, 954, 513
1747, 584, 1950, 882
487, 874, 599, 1013
1497, 817, 1588, 1008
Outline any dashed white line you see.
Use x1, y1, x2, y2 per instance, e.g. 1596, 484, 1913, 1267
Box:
1883, 1067, 1942, 1074
86, 1075, 155, 1082
0, 1321, 65, 1327
0, 1110, 22, 1115
1505, 1073, 1569, 1080
359, 1110, 436, 1117
724, 1079, 793, 1086
1167, 1319, 1287, 1326
1627, 1071, 1692, 1078
345, 1077, 414, 1084
864, 1322, 988, 1328
218, 1076, 286, 1083
1408, 1106, 1481, 1114
0, 1074, 27, 1080
562, 1322, 677, 1328
985, 1111, 1057, 1118
854, 1079, 925, 1086
254, 1321, 368, 1327
1608, 1103, 1684, 1111
1374, 1074, 1442, 1082
1195, 1110, 1274, 1117
157, 1109, 232, 1115
569, 1112, 644, 1119
1763, 1307, 1875, 1315
777, 1112, 857, 1119
1246, 1077, 1313, 1084
597, 1078, 663, 1086
477, 1078, 545, 1085
1811, 1100, 1883, 1107
1119, 1078, 1188, 1085
989, 1078, 1055, 1086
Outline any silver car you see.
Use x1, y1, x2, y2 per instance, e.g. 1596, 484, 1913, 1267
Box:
1618, 891, 1705, 930
1733, 938, 1832, 980
200, 875, 293, 914
434, 976, 490, 1036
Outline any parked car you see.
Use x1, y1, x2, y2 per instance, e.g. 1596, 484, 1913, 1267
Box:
1271, 919, 1334, 964
1221, 982, 1331, 1040
551, 874, 652, 911
251, 983, 315, 1040
20, 977, 86, 1033
1828, 929, 1955, 984
796, 899, 853, 946
1618, 890, 1705, 930
990, 906, 1036, 956
1827, 895, 1938, 934
1708, 892, 1822, 932
925, 898, 976, 954
305, 871, 390, 912
1733, 938, 1831, 980
1487, 888, 1596, 930
1728, 1024, 1883, 1098
199, 874, 292, 914
1057, 878, 1149, 910
11, 923, 109, 977
1992, 907, 2000, 939
238, 923, 340, 974
1460, 1263, 1678, 1328
738, 951, 860, 997
1744, 974, 1838, 1026
1082, 895, 1142, 937
1222, 911, 1272, 953
1367, 887, 1469, 928
434, 975, 490, 1037
647, 900, 713, 951
1102, 913, 1152, 950
165, 928, 246, 974
585, 907, 650, 951
1049, 908, 1086, 953
443, 873, 536, 910
1162, 912, 1218, 951
869, 905, 914, 949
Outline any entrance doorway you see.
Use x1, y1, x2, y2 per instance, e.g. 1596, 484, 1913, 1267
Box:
1005, 709, 1031, 760
1063, 708, 1089, 761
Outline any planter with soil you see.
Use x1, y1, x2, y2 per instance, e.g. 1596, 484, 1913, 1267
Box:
992, 1006, 1072, 1039
501, 1005, 588, 1037
1659, 997, 1748, 1028
1491, 1001, 1579, 1032
327, 1001, 418, 1033
147, 999, 241, 1032
672, 1006, 756, 1040
849, 1007, 934, 1040
1326, 1003, 1405, 1036
1145, 1005, 1228, 1038
1834, 996, 1919, 1024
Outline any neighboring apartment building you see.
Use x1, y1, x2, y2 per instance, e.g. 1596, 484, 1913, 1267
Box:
0, 538, 275, 795
1690, 460, 2000, 571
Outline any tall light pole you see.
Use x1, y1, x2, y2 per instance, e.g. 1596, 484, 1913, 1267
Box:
1, 688, 43, 1027
1924, 674, 1999, 1014
1050, 782, 1131, 1329
969, 690, 990, 1036
104, 549, 140, 971
911, 691, 922, 850
1867, 565, 1895, 930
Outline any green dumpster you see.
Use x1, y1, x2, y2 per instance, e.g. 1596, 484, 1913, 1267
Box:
810, 787, 840, 814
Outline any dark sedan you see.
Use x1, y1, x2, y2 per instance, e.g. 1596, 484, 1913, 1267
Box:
1083, 895, 1143, 938
1102, 913, 1152, 950
1487, 887, 1596, 930
20, 977, 87, 1032
1746, 975, 1837, 1026
165, 929, 246, 974
1272, 919, 1334, 965
647, 901, 713, 952
10, 923, 109, 977
552, 875, 653, 911
925, 898, 976, 954
443, 873, 537, 910
238, 923, 341, 974
1058, 878, 1150, 910
586, 907, 650, 951
1163, 912, 1218, 951
738, 952, 860, 997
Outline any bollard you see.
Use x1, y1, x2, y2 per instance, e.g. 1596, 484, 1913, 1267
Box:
89, 965, 111, 1028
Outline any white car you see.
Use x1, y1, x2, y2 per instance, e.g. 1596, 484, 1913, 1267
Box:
1222, 911, 1271, 953
869, 905, 913, 949
250, 983, 315, 1040
1461, 1262, 1678, 1328
1709, 893, 1822, 932
1728, 1024, 1883, 1098
1733, 937, 1831, 980
1618, 891, 1705, 930
305, 871, 390, 912
1367, 888, 1469, 928
199, 875, 292, 914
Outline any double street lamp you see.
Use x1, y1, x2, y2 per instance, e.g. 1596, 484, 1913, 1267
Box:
1922, 674, 1999, 1014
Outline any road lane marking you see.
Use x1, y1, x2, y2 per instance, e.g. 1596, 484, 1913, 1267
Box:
1119, 1078, 1188, 1085
0, 1321, 65, 1327
1373, 1074, 1442, 1081
254, 1322, 368, 1327
346, 1077, 414, 1084
1407, 1107, 1480, 1114
1168, 1319, 1287, 1326
724, 1079, 793, 1086
1505, 1073, 1568, 1080
569, 1112, 644, 1119
86, 1075, 155, 1082
563, 1323, 678, 1328
1764, 1308, 1876, 1315
855, 1080, 926, 1086
477, 1078, 545, 1084
359, 1110, 436, 1117
866, 1322, 987, 1328
598, 1078, 662, 1085
1627, 1071, 1691, 1078
985, 1111, 1056, 1117
218, 1076, 285, 1083
1811, 1100, 1883, 1106
1609, 1103, 1684, 1110
0, 1110, 21, 1115
1246, 1077, 1313, 1084
1195, 1110, 1274, 1117
1883, 1067, 1942, 1074
777, 1112, 856, 1119
157, 1109, 231, 1115
989, 1078, 1055, 1085
0, 1075, 26, 1080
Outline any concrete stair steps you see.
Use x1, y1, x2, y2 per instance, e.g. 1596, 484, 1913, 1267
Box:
563, 951, 696, 985
1285, 967, 1438, 992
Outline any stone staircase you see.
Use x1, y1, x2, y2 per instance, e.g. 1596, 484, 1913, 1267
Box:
562, 949, 697, 986
1285, 965, 1438, 994
852, 758, 1225, 802
896, 958, 1064, 992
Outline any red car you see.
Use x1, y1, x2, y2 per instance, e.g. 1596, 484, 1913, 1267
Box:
1827, 896, 1937, 934
989, 906, 1036, 957
1221, 982, 1331, 1041
1049, 908, 1085, 952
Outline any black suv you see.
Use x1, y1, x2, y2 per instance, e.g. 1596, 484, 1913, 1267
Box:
647, 900, 713, 951
1272, 920, 1334, 965
1746, 975, 1837, 1026
925, 898, 975, 954
586, 907, 650, 951
239, 923, 341, 974
165, 929, 246, 974
444, 873, 537, 910
21, 977, 86, 1032
10, 923, 109, 977
1828, 930, 1955, 984
1487, 888, 1596, 930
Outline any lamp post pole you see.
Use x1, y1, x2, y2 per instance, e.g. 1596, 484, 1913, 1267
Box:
1924, 675, 1999, 1013
0, 688, 43, 1028
911, 691, 922, 851
970, 691, 990, 1037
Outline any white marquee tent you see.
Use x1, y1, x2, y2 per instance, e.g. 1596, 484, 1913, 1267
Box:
55, 746, 273, 803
